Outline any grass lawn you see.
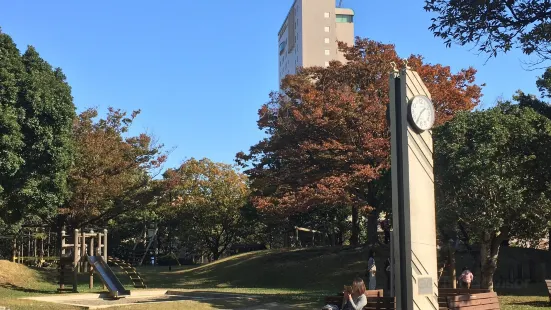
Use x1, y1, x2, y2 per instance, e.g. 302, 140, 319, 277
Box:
0, 247, 549, 309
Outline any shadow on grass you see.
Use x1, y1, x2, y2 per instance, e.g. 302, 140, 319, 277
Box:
495, 283, 548, 297
0, 283, 55, 294
509, 301, 550, 307
164, 290, 322, 309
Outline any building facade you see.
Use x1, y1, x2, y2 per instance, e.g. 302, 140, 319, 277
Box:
278, 0, 354, 84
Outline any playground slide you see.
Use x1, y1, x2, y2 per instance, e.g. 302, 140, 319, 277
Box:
86, 255, 130, 298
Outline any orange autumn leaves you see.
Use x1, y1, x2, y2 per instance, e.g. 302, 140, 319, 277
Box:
63, 108, 167, 227
238, 37, 483, 216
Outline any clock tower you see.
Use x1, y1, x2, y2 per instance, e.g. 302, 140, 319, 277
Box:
389, 62, 439, 310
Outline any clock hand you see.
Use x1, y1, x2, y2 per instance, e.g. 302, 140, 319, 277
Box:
416, 108, 427, 124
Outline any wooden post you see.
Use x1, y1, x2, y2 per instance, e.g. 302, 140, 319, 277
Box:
27, 230, 31, 263
33, 232, 37, 262
81, 230, 86, 272
89, 230, 94, 289
449, 244, 456, 289
98, 232, 106, 290
73, 229, 79, 292
47, 230, 51, 258
97, 233, 102, 257
103, 228, 108, 289
103, 229, 108, 263
12, 237, 16, 263
60, 230, 66, 290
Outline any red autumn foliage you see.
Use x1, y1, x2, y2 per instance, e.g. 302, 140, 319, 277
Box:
237, 37, 483, 218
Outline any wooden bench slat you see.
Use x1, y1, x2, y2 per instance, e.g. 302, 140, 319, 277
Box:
365, 297, 395, 310
324, 295, 395, 310
450, 298, 499, 307
449, 292, 497, 302
449, 305, 499, 310
439, 288, 493, 310
324, 289, 383, 306
447, 292, 499, 310
439, 289, 491, 296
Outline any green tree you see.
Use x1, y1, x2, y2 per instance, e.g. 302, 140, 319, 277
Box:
425, 0, 551, 62
515, 67, 551, 120
0, 30, 75, 227
0, 31, 25, 225
163, 158, 249, 260
514, 69, 551, 249
434, 103, 551, 290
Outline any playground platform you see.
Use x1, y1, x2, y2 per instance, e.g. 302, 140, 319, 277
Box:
22, 290, 262, 309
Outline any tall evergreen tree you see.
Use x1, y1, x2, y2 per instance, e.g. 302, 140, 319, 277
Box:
0, 31, 25, 209
0, 30, 76, 227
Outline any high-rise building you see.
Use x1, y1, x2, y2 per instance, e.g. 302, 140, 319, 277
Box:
278, 0, 354, 84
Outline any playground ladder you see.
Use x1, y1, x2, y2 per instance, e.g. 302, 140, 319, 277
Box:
58, 256, 76, 292
108, 256, 147, 288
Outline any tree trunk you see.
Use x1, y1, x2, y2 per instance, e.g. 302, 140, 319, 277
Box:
212, 252, 220, 260
449, 244, 456, 288
479, 231, 505, 290
350, 206, 360, 246
367, 211, 379, 245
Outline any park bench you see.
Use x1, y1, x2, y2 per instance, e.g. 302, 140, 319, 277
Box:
438, 288, 491, 309
545, 280, 551, 304
447, 292, 500, 310
324, 289, 383, 307
364, 296, 395, 309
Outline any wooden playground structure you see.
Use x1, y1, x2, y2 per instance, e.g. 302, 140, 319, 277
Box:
58, 228, 145, 297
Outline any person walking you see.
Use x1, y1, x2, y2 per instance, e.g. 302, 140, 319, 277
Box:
458, 267, 473, 289
381, 215, 390, 244
384, 257, 391, 291
366, 250, 376, 290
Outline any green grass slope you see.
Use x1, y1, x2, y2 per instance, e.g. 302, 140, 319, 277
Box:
139, 246, 380, 294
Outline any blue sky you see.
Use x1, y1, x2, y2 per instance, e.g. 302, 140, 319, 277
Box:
0, 0, 545, 170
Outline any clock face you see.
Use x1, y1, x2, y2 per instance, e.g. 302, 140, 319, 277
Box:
408, 95, 435, 131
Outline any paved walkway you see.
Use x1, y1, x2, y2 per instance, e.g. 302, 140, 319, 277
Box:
24, 290, 266, 309
240, 302, 298, 310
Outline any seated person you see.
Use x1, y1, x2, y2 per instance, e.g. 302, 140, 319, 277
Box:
322, 277, 368, 310
458, 267, 473, 289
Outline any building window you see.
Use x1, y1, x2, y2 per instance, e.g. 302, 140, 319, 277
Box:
325, 61, 330, 67
336, 14, 353, 23
324, 12, 330, 18
324, 37, 330, 44
279, 40, 287, 55
324, 26, 330, 32
325, 49, 330, 55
